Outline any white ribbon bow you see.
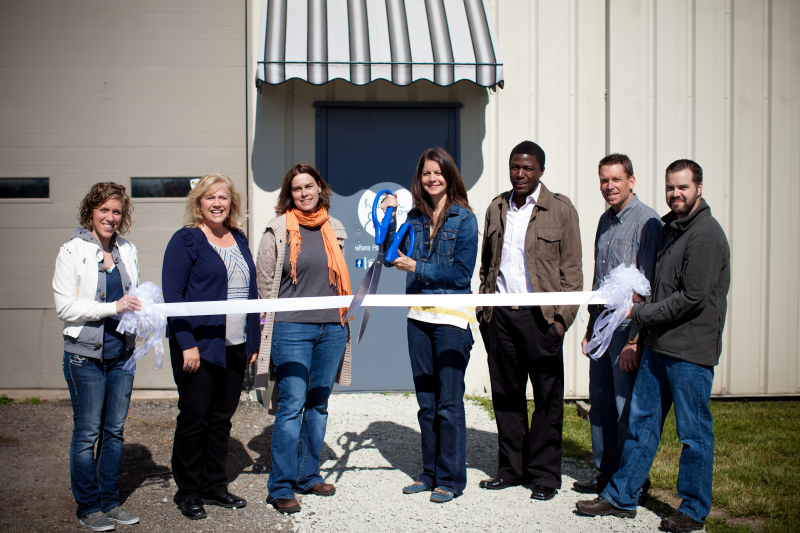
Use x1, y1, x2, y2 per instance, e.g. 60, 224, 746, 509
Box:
116, 281, 167, 376
581, 264, 651, 360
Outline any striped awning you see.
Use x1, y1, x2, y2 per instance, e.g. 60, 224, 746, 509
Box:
257, 0, 504, 88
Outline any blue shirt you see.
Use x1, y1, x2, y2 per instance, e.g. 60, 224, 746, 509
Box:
103, 266, 126, 359
591, 194, 662, 337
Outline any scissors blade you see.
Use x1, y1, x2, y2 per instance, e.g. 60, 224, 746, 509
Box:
345, 264, 374, 323
356, 253, 385, 343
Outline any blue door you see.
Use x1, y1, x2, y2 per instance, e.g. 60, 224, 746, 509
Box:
316, 102, 461, 391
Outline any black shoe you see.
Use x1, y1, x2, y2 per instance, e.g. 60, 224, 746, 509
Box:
572, 476, 607, 494
175, 498, 207, 520
479, 478, 516, 490
530, 485, 557, 500
202, 490, 247, 508
638, 478, 651, 506
575, 496, 636, 518
661, 511, 704, 532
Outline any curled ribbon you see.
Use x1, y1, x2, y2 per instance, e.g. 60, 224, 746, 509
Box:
581, 264, 651, 360
116, 281, 167, 376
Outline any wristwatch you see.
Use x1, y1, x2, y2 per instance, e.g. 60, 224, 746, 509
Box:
626, 335, 639, 345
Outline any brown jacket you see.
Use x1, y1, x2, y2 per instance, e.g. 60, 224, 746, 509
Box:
253, 214, 351, 414
477, 183, 583, 329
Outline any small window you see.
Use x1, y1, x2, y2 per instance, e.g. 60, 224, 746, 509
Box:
131, 177, 195, 198
0, 178, 49, 199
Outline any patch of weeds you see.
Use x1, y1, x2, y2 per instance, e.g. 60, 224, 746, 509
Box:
469, 396, 799, 532
402, 392, 410, 398
17, 397, 41, 405
466, 395, 495, 419
704, 517, 756, 533
0, 394, 12, 406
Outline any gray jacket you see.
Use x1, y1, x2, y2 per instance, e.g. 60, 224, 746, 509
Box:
630, 199, 730, 366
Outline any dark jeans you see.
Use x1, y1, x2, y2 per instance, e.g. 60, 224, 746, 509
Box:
63, 352, 134, 518
407, 319, 473, 494
267, 322, 347, 500
480, 306, 565, 489
170, 339, 246, 501
589, 322, 638, 483
601, 347, 715, 521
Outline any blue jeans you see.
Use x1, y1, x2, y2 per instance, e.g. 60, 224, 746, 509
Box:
589, 321, 638, 482
268, 322, 347, 499
407, 319, 473, 494
601, 347, 715, 522
63, 352, 134, 517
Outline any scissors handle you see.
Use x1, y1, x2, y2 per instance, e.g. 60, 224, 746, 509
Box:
372, 189, 395, 245
386, 223, 415, 263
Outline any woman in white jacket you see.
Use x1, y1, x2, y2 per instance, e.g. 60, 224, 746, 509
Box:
53, 182, 143, 532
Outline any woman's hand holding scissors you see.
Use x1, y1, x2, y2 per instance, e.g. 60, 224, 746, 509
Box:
392, 250, 416, 272
379, 193, 398, 219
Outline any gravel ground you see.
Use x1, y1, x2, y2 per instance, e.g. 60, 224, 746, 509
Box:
292, 393, 665, 533
0, 399, 285, 532
0, 394, 667, 532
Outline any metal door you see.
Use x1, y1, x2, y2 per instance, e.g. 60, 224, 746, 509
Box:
315, 102, 461, 391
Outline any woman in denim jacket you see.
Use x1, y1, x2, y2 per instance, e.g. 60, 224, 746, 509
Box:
53, 182, 142, 531
383, 148, 479, 503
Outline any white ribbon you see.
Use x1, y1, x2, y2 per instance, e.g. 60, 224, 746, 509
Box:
113, 285, 611, 373
581, 264, 651, 360
116, 282, 167, 376
154, 291, 606, 317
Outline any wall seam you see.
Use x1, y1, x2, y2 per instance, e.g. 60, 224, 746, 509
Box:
723, 0, 734, 394
605, 0, 610, 156
761, 0, 772, 393
649, 0, 657, 208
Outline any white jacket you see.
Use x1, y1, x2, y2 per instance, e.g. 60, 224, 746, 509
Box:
52, 231, 139, 338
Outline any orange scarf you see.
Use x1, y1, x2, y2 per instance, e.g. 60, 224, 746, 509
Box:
286, 207, 352, 324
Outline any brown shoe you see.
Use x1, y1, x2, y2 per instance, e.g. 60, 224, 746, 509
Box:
576, 496, 637, 518
305, 482, 336, 496
267, 496, 301, 514
661, 511, 704, 532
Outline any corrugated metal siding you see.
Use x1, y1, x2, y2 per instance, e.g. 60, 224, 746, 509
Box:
607, 0, 800, 396
247, 0, 800, 397
0, 0, 247, 389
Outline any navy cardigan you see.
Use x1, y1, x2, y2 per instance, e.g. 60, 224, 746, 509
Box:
163, 227, 260, 367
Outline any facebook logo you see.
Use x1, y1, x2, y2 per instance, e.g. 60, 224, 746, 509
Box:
355, 259, 364, 269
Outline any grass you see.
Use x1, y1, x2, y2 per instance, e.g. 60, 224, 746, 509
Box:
467, 397, 800, 533
17, 397, 41, 405
0, 394, 42, 405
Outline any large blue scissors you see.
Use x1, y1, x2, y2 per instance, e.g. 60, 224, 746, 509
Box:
345, 189, 415, 342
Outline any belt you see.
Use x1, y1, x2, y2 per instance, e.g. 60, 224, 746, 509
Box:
509, 305, 535, 310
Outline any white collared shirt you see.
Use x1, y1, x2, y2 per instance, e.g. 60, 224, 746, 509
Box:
496, 185, 540, 294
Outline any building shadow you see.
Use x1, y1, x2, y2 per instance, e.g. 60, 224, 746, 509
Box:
118, 443, 171, 504
320, 420, 498, 484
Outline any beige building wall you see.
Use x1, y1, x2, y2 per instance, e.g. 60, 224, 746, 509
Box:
0, 0, 247, 388
607, 0, 800, 395
247, 0, 799, 397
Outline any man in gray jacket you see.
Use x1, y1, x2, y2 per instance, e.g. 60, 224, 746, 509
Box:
576, 159, 730, 533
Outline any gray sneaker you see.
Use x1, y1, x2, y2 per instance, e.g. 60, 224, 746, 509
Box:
105, 507, 140, 525
79, 512, 115, 531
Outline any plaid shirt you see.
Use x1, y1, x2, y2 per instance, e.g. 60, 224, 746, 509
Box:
591, 194, 662, 338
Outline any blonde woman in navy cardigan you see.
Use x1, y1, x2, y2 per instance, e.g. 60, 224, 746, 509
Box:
162, 174, 260, 521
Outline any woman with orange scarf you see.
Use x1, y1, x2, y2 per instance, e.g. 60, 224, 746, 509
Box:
255, 163, 351, 515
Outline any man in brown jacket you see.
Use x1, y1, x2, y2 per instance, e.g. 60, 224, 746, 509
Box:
477, 141, 583, 500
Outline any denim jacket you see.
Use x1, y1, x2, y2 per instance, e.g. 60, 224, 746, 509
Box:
387, 204, 478, 294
